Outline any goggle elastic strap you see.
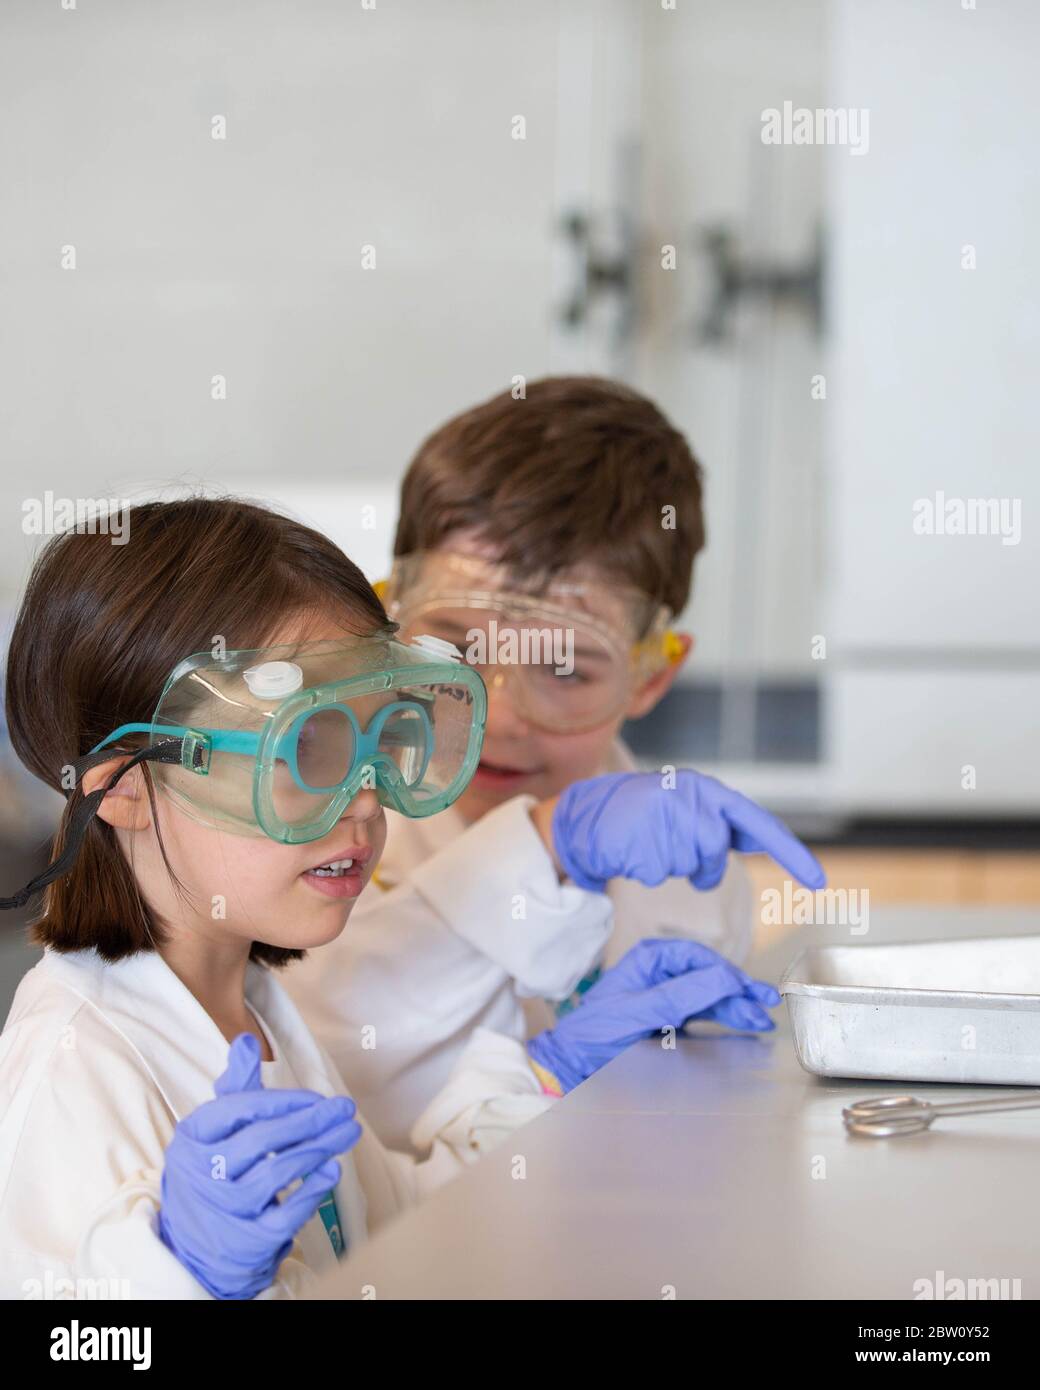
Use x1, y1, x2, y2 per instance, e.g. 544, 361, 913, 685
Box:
0, 739, 186, 911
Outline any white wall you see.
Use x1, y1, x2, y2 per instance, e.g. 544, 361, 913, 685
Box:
0, 0, 562, 592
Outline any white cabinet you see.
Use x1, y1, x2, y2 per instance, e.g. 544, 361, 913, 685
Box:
825, 0, 1040, 815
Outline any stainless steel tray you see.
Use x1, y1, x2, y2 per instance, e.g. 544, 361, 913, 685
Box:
780, 935, 1040, 1085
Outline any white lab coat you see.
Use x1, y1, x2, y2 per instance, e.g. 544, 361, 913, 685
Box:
0, 946, 544, 1300
284, 741, 753, 1150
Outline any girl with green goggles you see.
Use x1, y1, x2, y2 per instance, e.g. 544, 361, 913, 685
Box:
2, 630, 486, 908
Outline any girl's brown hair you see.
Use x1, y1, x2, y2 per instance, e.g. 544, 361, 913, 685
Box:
4, 496, 388, 965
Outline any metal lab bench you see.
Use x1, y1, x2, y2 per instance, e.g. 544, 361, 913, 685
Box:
313, 907, 1040, 1300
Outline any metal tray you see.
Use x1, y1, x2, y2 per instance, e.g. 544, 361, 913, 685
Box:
780, 935, 1040, 1085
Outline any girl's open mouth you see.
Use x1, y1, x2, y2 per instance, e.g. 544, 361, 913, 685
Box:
301, 850, 370, 899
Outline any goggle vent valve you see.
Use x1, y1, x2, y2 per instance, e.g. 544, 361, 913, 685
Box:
243, 661, 305, 699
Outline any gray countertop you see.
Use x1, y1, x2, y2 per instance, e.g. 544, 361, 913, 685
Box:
314, 905, 1040, 1299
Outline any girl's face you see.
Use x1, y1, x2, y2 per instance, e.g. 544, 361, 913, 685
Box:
139, 782, 386, 952
103, 617, 388, 952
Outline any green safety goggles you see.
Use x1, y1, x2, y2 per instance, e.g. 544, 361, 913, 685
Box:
99, 633, 488, 844
0, 632, 487, 910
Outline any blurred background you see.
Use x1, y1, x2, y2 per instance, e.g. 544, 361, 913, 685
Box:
1, 0, 1038, 1009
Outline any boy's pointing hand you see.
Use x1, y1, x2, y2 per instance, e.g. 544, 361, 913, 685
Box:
538, 770, 826, 894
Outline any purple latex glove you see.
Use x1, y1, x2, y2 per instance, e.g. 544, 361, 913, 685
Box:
552, 770, 826, 893
528, 938, 781, 1094
159, 1034, 360, 1299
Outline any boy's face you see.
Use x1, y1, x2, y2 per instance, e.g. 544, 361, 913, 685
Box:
405, 537, 692, 823
456, 696, 626, 822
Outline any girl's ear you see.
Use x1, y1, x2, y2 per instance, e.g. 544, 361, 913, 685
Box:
80, 758, 153, 832
625, 633, 695, 721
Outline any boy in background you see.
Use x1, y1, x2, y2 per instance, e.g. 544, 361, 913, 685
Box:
285, 377, 822, 1149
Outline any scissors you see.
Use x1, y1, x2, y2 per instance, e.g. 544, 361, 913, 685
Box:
843, 1091, 1040, 1137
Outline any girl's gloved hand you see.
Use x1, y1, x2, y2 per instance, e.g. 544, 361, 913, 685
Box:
550, 770, 826, 894
527, 938, 780, 1095
158, 1033, 361, 1300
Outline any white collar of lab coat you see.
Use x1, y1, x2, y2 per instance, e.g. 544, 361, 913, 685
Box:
40, 947, 341, 1123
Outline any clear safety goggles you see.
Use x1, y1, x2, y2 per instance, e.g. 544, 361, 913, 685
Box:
379, 553, 682, 735
91, 632, 487, 845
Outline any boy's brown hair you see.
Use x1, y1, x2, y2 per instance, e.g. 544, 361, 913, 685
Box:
394, 376, 705, 618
